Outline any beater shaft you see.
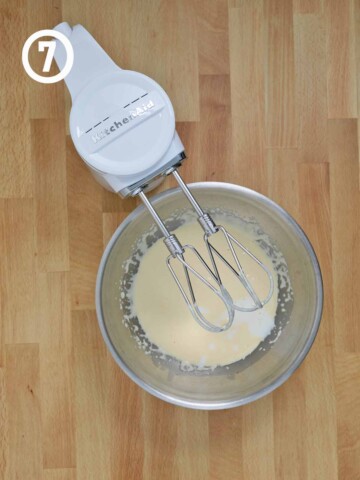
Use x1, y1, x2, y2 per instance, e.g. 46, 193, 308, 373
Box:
171, 170, 205, 218
137, 190, 172, 239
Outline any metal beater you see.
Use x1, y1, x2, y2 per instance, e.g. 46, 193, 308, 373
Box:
135, 187, 235, 333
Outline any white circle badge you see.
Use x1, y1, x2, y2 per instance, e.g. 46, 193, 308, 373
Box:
22, 29, 74, 84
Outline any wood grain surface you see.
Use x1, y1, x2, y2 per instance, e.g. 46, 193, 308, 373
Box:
1, 1, 360, 479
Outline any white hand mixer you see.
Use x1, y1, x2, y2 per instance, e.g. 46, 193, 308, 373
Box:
53, 23, 274, 332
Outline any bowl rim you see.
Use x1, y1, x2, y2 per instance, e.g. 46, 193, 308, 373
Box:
95, 181, 323, 410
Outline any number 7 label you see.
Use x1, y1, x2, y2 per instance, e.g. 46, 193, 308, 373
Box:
38, 40, 56, 72
22, 29, 74, 84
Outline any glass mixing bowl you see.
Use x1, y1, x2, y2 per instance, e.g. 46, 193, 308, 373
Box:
96, 183, 323, 409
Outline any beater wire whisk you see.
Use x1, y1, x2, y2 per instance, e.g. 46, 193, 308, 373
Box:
169, 169, 274, 312
136, 189, 235, 333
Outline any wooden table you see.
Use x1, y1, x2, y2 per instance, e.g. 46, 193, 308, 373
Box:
1, 1, 359, 479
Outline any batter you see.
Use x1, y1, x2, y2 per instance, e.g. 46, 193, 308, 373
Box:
133, 220, 278, 367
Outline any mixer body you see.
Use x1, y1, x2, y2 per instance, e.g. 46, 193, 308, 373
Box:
53, 22, 185, 196
54, 22, 274, 332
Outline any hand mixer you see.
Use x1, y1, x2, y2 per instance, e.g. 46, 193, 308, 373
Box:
53, 23, 274, 332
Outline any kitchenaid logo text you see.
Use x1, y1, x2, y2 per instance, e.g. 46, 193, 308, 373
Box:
91, 100, 155, 144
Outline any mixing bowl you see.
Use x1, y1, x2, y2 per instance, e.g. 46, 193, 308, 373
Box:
96, 183, 323, 409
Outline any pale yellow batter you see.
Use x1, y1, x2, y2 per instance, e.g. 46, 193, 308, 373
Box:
133, 220, 278, 367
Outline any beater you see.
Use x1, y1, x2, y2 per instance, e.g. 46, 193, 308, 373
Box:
53, 23, 274, 332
